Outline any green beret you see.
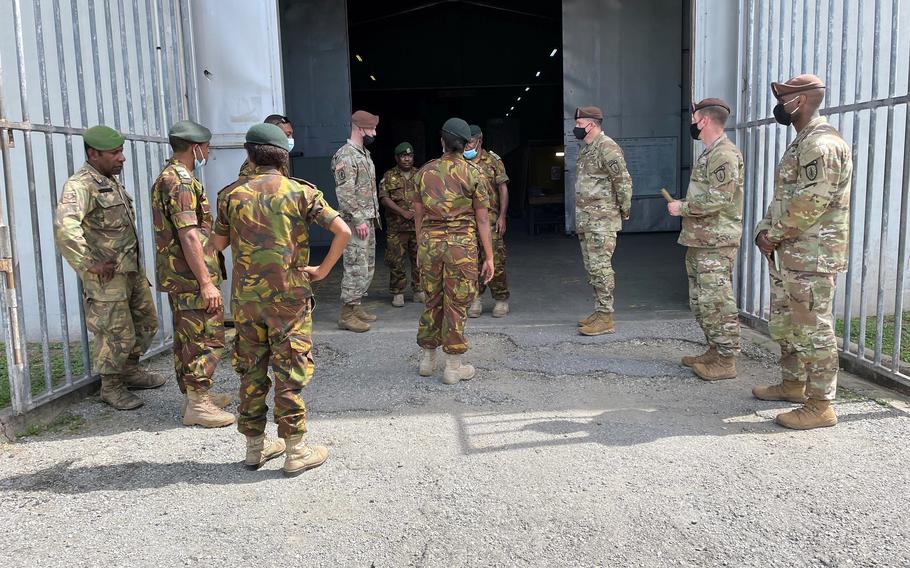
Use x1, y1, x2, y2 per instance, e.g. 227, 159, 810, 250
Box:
245, 123, 289, 151
168, 120, 212, 143
469, 124, 483, 138
441, 118, 471, 143
394, 142, 413, 155
83, 125, 124, 151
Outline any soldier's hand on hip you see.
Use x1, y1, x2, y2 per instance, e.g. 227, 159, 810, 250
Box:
496, 216, 507, 236
87, 258, 117, 283
755, 230, 776, 255
355, 223, 369, 239
200, 281, 222, 314
303, 265, 329, 282
481, 259, 494, 284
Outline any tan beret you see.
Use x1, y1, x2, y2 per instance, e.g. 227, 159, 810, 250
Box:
575, 106, 604, 120
771, 74, 826, 98
352, 110, 379, 129
691, 98, 730, 114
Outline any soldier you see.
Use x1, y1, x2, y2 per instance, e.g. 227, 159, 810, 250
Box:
753, 74, 852, 430
150, 120, 234, 428
332, 110, 381, 332
465, 124, 511, 319
572, 106, 633, 335
380, 142, 424, 307
239, 114, 294, 177
212, 123, 351, 475
668, 98, 745, 381
414, 118, 494, 385
54, 125, 164, 410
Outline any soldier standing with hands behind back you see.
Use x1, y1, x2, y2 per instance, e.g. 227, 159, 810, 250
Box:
379, 142, 424, 307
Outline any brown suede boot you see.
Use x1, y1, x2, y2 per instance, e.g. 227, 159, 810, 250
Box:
339, 304, 370, 332
183, 390, 235, 428
775, 399, 837, 430
682, 346, 717, 367
752, 380, 807, 403
579, 312, 615, 336
244, 434, 287, 470
353, 304, 377, 322
283, 434, 329, 477
121, 365, 167, 389
100, 374, 144, 410
692, 355, 737, 381
577, 312, 597, 327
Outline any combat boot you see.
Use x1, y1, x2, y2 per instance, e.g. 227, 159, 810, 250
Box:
182, 391, 232, 415
682, 345, 717, 367
577, 312, 597, 327
183, 390, 235, 428
442, 354, 476, 385
392, 294, 405, 307
100, 374, 144, 410
692, 355, 737, 381
492, 300, 509, 318
244, 434, 286, 470
339, 304, 370, 332
579, 312, 615, 336
775, 399, 837, 430
121, 364, 167, 390
413, 291, 426, 303
419, 347, 438, 377
353, 304, 377, 322
752, 380, 807, 403
283, 434, 329, 477
467, 297, 482, 318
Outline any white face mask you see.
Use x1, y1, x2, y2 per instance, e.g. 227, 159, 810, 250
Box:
287, 137, 295, 152
193, 145, 206, 169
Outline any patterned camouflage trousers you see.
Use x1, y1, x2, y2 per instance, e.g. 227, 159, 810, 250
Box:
578, 231, 617, 313
341, 222, 376, 305
417, 235, 478, 354
385, 229, 420, 294
84, 272, 158, 375
168, 295, 225, 393
768, 264, 838, 400
477, 213, 509, 300
685, 247, 741, 357
232, 299, 314, 438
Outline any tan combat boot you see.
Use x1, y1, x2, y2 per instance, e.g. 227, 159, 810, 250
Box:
775, 399, 838, 430
182, 391, 232, 415
419, 347, 438, 377
752, 380, 807, 403
392, 294, 405, 307
682, 345, 717, 367
100, 374, 144, 410
244, 434, 287, 470
283, 434, 329, 477
579, 312, 615, 336
467, 297, 482, 318
442, 354, 476, 385
353, 304, 377, 322
577, 312, 598, 327
692, 355, 737, 381
121, 364, 167, 389
183, 390, 235, 428
492, 300, 509, 318
338, 304, 370, 332
413, 291, 426, 303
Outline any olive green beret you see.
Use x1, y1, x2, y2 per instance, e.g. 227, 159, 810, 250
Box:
469, 124, 483, 138
168, 120, 212, 143
441, 118, 472, 143
394, 142, 413, 155
83, 125, 125, 151
245, 123, 289, 151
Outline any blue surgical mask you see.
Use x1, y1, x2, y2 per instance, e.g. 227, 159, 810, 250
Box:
464, 148, 478, 160
287, 137, 295, 152
193, 145, 206, 169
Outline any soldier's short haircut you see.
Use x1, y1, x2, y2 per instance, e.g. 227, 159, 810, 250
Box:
699, 106, 730, 127
440, 131, 466, 153
244, 142, 289, 168
168, 136, 192, 152
263, 114, 291, 126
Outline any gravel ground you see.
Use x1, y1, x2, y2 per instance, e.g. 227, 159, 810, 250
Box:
1, 311, 909, 567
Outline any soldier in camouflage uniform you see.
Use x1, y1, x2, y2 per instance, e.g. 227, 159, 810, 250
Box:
465, 124, 511, 319
238, 114, 294, 178
572, 106, 633, 336
213, 123, 351, 475
379, 142, 423, 307
151, 120, 234, 428
414, 118, 494, 385
332, 110, 381, 332
668, 98, 745, 381
753, 74, 852, 430
54, 125, 164, 411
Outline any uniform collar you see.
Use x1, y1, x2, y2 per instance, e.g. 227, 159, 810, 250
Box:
83, 161, 119, 185
346, 139, 369, 156
167, 157, 195, 178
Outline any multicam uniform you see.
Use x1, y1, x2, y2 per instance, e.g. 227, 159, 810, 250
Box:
379, 165, 420, 294
472, 149, 510, 300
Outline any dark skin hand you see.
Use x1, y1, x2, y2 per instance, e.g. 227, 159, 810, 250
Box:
755, 230, 777, 256
87, 258, 117, 283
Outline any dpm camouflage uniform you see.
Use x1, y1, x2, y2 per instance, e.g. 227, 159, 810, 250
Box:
239, 158, 289, 178
54, 162, 158, 376
332, 140, 379, 305
379, 165, 420, 294
473, 149, 510, 300
214, 166, 339, 438
757, 116, 852, 401
151, 158, 224, 394
678, 134, 745, 357
416, 154, 489, 354
574, 132, 633, 313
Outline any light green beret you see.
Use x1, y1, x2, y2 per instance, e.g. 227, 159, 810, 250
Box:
395, 142, 413, 155
245, 123, 289, 151
83, 125, 124, 151
168, 120, 212, 143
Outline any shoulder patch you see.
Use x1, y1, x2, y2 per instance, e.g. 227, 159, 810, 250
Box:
608, 160, 621, 175
712, 164, 727, 183
60, 187, 78, 205
804, 159, 818, 181
488, 151, 502, 160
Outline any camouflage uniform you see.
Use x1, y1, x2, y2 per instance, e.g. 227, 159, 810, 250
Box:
331, 140, 379, 305
757, 116, 852, 400
379, 165, 420, 294
54, 162, 158, 376
574, 132, 633, 313
473, 149, 510, 300
239, 158, 288, 178
416, 154, 489, 354
151, 158, 224, 393
678, 134, 745, 357
214, 167, 339, 438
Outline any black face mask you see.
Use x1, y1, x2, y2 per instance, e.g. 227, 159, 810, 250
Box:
573, 126, 588, 140
689, 122, 703, 140
773, 103, 793, 126
363, 134, 375, 146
